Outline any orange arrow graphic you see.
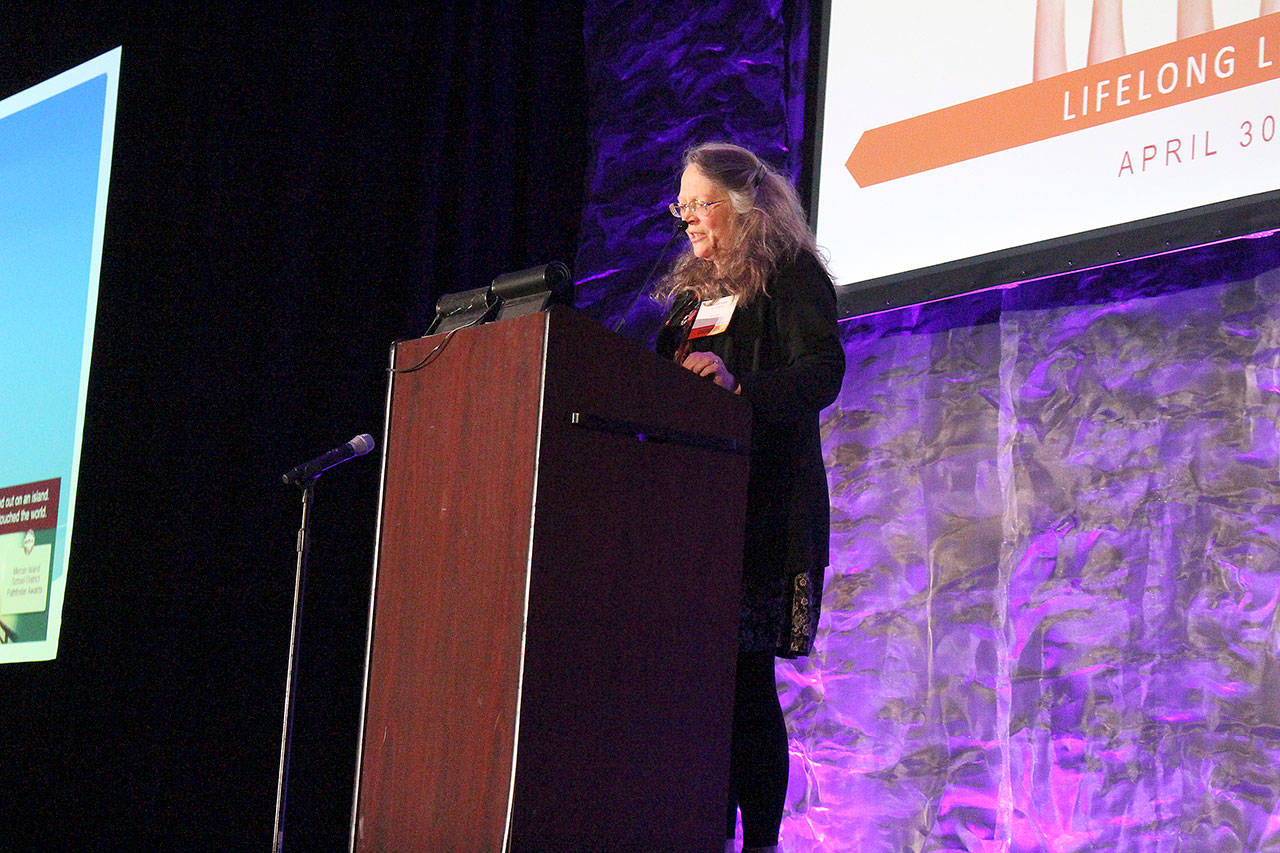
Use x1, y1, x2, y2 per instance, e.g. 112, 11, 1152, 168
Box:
847, 14, 1280, 187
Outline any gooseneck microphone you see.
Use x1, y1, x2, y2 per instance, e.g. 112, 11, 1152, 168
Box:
281, 434, 375, 485
612, 218, 690, 334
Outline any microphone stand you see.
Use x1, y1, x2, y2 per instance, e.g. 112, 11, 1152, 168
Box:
271, 434, 371, 850
272, 477, 315, 852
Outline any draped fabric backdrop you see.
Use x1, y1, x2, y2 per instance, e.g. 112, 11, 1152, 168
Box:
782, 241, 1280, 851
580, 6, 1280, 849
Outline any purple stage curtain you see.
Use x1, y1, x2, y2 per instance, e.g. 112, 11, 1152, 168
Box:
576, 0, 811, 340
783, 253, 1280, 851
578, 5, 1280, 849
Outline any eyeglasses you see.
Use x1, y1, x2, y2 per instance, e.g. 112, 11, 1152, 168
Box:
669, 199, 725, 218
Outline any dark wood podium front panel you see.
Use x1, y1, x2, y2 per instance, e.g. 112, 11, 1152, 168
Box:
354, 316, 545, 850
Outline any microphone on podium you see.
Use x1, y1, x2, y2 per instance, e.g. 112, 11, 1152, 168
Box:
281, 434, 375, 485
612, 218, 690, 334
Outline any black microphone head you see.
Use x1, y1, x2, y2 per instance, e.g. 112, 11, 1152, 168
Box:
676, 219, 689, 232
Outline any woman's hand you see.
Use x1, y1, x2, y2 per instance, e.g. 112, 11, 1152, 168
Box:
681, 351, 738, 393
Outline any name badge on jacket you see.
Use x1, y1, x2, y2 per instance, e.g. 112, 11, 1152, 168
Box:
687, 294, 738, 340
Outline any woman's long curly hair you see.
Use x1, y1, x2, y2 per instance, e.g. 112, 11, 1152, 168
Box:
654, 142, 826, 305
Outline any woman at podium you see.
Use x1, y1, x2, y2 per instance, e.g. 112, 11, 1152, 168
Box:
655, 142, 845, 853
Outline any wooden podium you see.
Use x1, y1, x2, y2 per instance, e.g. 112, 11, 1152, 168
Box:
350, 308, 752, 851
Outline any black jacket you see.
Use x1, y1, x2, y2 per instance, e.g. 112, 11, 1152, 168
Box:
657, 250, 844, 656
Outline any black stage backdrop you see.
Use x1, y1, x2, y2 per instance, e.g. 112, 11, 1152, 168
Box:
1, 3, 586, 849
